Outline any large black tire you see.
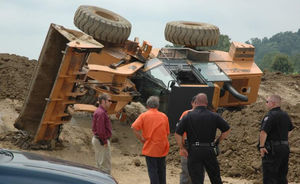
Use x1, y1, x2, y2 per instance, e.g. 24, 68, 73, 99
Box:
165, 21, 220, 47
74, 5, 131, 44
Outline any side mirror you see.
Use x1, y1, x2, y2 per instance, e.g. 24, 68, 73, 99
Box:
170, 81, 176, 88
167, 80, 176, 90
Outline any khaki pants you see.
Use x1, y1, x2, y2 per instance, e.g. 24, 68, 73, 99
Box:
92, 136, 111, 174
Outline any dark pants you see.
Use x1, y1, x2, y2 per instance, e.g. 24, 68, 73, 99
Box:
180, 156, 192, 184
262, 145, 289, 184
188, 147, 222, 184
145, 156, 166, 184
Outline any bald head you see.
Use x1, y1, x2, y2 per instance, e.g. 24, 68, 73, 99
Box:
267, 95, 281, 109
269, 95, 281, 104
195, 93, 208, 106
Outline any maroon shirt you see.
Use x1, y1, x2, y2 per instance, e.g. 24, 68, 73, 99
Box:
92, 105, 112, 144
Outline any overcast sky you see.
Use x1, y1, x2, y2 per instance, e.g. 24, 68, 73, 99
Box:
0, 0, 299, 60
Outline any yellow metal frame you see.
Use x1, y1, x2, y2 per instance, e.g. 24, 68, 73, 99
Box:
34, 46, 86, 142
30, 24, 103, 142
35, 46, 103, 141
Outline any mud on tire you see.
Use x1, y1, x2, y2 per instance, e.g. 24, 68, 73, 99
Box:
165, 21, 220, 47
74, 5, 131, 44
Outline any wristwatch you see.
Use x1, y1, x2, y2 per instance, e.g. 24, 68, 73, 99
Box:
259, 146, 265, 149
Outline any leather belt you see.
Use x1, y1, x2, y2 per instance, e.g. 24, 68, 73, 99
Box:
271, 140, 288, 146
191, 142, 215, 147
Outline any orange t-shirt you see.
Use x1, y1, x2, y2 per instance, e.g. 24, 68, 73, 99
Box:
179, 109, 192, 156
179, 109, 192, 138
179, 110, 190, 120
131, 108, 170, 157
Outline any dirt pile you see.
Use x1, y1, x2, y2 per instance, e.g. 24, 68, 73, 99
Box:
220, 98, 300, 182
123, 102, 147, 123
0, 54, 36, 100
0, 53, 299, 183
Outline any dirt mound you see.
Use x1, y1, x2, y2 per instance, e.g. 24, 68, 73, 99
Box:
219, 99, 300, 182
0, 53, 299, 183
0, 54, 36, 100
123, 102, 147, 123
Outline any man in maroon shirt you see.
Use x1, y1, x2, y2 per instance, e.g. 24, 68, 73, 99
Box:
92, 93, 113, 174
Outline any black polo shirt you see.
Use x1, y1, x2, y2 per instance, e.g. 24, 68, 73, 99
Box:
261, 107, 294, 141
176, 106, 230, 143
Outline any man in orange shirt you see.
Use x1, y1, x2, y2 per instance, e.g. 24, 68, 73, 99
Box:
177, 96, 196, 184
131, 96, 170, 184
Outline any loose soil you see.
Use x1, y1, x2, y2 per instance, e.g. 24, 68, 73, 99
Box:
0, 53, 299, 183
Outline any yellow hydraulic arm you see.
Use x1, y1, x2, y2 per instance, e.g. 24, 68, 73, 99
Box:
14, 24, 103, 143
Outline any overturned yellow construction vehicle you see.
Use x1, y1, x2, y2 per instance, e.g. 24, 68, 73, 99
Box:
15, 5, 262, 143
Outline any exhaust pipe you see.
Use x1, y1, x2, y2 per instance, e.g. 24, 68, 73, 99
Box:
223, 82, 248, 102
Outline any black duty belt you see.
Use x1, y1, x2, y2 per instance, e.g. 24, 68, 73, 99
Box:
190, 142, 215, 147
271, 140, 288, 146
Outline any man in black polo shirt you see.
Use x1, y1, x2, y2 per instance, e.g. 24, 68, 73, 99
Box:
175, 93, 231, 184
259, 95, 294, 184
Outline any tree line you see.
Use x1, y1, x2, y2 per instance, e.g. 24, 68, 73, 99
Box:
245, 29, 300, 74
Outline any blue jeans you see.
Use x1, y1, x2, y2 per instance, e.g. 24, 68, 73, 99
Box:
145, 156, 166, 184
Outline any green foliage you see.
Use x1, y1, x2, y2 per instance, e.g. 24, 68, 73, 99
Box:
271, 54, 294, 73
259, 52, 279, 70
248, 29, 300, 74
290, 53, 300, 73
